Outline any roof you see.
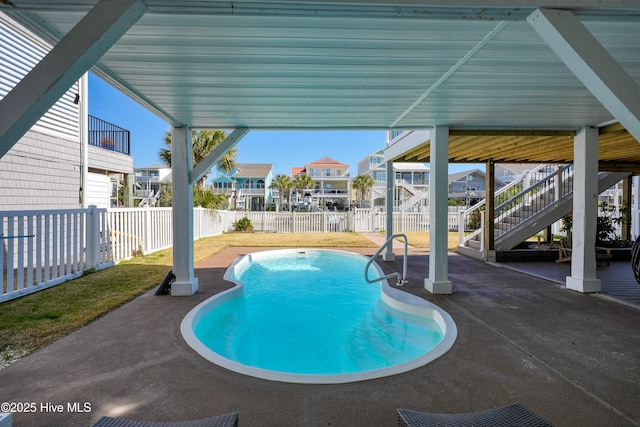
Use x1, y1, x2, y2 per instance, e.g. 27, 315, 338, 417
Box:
291, 167, 305, 177
305, 157, 348, 168
2, 2, 640, 170
495, 164, 536, 175
234, 163, 272, 178
135, 164, 170, 171
448, 169, 485, 184
394, 163, 429, 172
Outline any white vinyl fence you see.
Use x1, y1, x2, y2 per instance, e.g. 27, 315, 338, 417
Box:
1, 207, 113, 303
2, 206, 460, 303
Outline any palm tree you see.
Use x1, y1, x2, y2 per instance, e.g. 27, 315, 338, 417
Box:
160, 129, 237, 189
293, 174, 315, 210
269, 174, 292, 211
352, 174, 375, 208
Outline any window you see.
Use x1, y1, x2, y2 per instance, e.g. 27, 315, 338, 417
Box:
257, 179, 265, 189
389, 130, 406, 140
326, 168, 331, 177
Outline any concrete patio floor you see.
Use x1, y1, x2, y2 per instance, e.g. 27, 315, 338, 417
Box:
1, 244, 639, 426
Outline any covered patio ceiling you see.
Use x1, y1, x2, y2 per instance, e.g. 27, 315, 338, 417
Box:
390, 123, 640, 172
2, 1, 640, 167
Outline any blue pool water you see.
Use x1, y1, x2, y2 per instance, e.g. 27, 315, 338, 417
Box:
182, 249, 457, 383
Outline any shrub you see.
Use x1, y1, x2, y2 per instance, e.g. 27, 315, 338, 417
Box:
233, 216, 254, 232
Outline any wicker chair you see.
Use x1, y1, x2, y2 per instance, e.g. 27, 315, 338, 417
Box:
397, 403, 553, 427
92, 412, 239, 427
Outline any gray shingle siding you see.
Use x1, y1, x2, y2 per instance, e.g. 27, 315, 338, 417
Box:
88, 145, 133, 174
0, 131, 81, 210
1, 15, 83, 211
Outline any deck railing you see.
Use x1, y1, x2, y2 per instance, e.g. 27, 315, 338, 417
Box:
88, 115, 131, 155
1, 207, 460, 303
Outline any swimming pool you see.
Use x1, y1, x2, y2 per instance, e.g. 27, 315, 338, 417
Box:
181, 249, 457, 384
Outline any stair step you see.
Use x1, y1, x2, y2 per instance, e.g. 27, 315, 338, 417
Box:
456, 245, 484, 260
466, 239, 482, 249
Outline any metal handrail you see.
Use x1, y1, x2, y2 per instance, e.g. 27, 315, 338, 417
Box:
365, 233, 408, 286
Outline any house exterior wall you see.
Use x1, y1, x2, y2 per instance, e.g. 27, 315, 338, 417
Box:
0, 130, 81, 210
1, 14, 134, 210
212, 165, 274, 211
395, 169, 429, 186
133, 166, 172, 206
86, 172, 111, 208
88, 145, 133, 175
449, 175, 485, 193
0, 17, 80, 142
1, 15, 83, 210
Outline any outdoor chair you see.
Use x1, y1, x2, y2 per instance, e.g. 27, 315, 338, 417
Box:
91, 412, 238, 427
555, 237, 612, 267
397, 403, 554, 427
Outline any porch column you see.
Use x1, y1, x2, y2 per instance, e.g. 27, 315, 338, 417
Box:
622, 175, 632, 242
425, 125, 452, 294
383, 160, 395, 261
484, 160, 495, 261
633, 176, 640, 239
566, 126, 600, 293
171, 126, 198, 296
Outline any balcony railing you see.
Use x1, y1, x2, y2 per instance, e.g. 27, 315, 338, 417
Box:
88, 115, 131, 155
238, 188, 265, 196
305, 172, 350, 178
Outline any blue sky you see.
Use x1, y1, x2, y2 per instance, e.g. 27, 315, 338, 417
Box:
88, 73, 476, 179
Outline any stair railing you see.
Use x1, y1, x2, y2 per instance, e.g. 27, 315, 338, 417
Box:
400, 190, 429, 212
493, 165, 572, 239
459, 164, 553, 247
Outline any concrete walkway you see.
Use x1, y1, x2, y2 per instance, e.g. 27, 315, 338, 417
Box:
1, 244, 639, 426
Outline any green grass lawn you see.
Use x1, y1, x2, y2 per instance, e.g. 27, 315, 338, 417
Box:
395, 232, 460, 250
0, 232, 376, 369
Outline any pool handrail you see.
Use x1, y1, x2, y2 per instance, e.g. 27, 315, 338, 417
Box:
365, 233, 408, 286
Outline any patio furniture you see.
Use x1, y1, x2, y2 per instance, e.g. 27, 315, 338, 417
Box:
397, 403, 554, 427
555, 237, 612, 267
91, 412, 238, 427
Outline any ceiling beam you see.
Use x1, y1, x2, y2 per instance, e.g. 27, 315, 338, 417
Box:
527, 8, 640, 143
189, 128, 250, 187
449, 129, 576, 137
0, 0, 146, 160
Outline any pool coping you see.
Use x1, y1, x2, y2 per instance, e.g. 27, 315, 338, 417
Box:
180, 248, 458, 384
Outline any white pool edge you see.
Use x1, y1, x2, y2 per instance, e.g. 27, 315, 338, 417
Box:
180, 249, 458, 384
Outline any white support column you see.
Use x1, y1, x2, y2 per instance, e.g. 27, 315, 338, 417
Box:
171, 126, 198, 296
80, 73, 89, 208
383, 160, 395, 261
425, 126, 452, 294
633, 176, 640, 240
566, 127, 601, 293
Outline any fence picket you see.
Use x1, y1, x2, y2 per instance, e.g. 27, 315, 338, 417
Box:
1, 206, 463, 303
